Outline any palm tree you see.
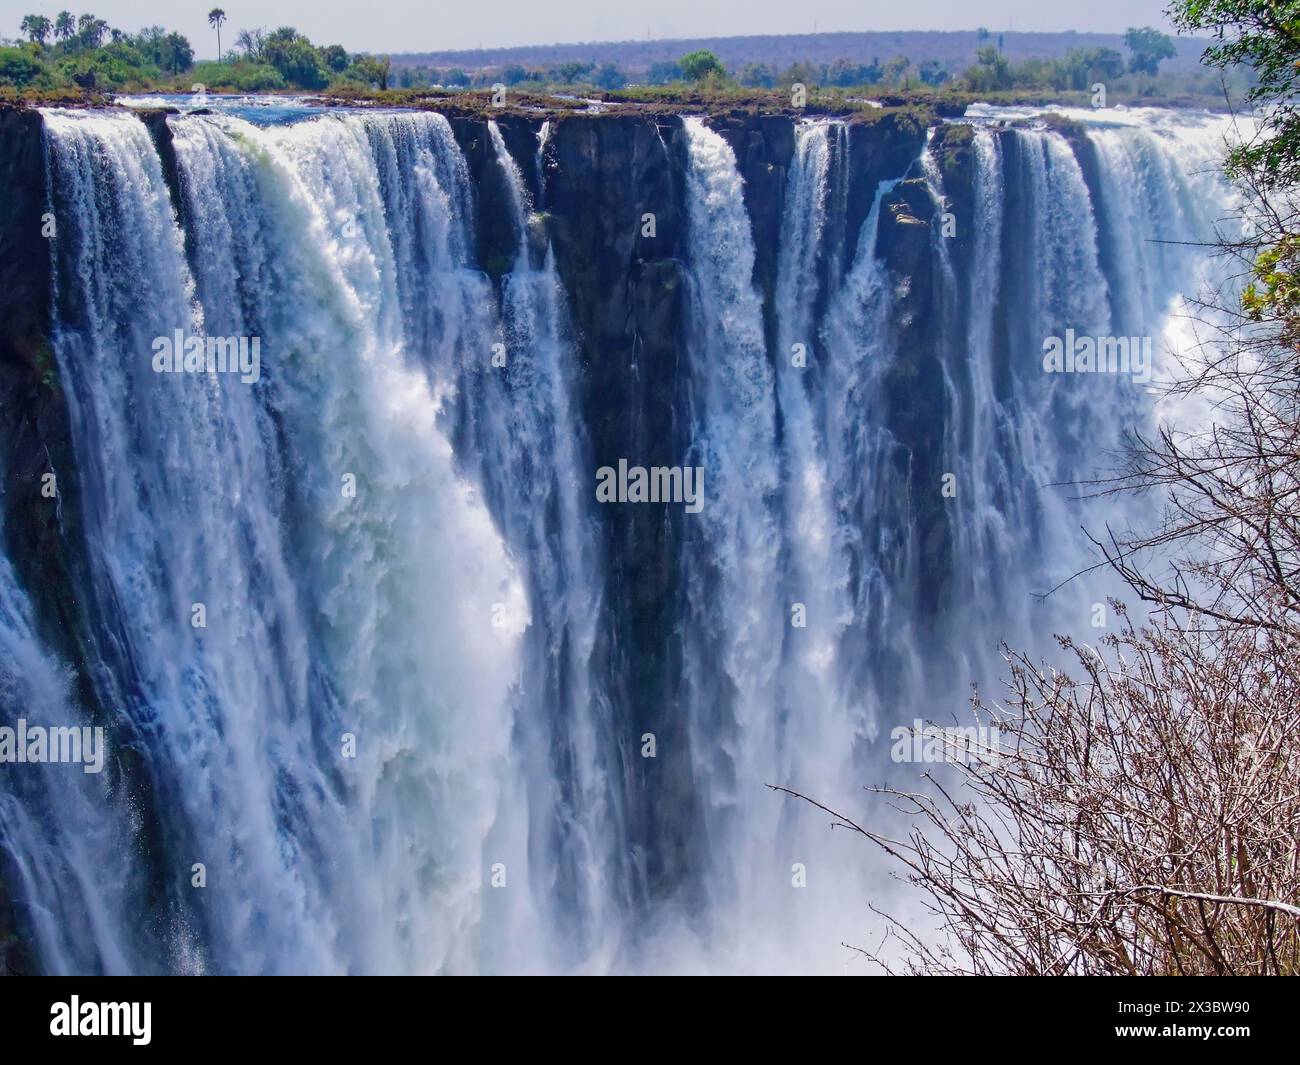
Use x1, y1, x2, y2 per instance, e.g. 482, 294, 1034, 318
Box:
76, 14, 107, 48
20, 14, 52, 45
208, 8, 226, 63
54, 11, 73, 42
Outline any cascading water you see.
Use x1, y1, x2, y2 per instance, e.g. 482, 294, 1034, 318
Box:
474, 119, 618, 966
675, 117, 784, 960
0, 550, 135, 974
0, 101, 1235, 974
31, 108, 529, 974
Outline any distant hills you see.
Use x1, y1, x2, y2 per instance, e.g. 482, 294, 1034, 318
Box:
389, 29, 1210, 75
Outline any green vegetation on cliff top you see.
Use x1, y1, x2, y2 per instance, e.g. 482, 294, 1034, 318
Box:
0, 13, 1249, 113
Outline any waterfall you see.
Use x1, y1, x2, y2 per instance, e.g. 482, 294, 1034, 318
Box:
677, 119, 783, 946
772, 121, 862, 818
480, 118, 617, 965
32, 108, 528, 974
0, 552, 134, 974
0, 102, 1236, 974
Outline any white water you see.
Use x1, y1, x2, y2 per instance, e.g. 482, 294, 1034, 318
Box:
0, 103, 1237, 974
35, 109, 527, 974
0, 553, 137, 974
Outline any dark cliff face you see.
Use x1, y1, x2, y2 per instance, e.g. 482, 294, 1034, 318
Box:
929, 122, 978, 278
0, 107, 61, 638
0, 109, 109, 686
139, 110, 184, 224
993, 130, 1044, 405
0, 105, 50, 975
876, 176, 955, 620
451, 115, 543, 280
545, 112, 695, 903
845, 112, 929, 272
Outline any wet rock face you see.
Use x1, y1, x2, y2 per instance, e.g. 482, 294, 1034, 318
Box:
0, 105, 49, 977
451, 117, 529, 281
929, 122, 978, 275
544, 113, 695, 897
873, 176, 956, 618
0, 107, 78, 650
0, 108, 49, 391
0, 113, 49, 367
138, 110, 184, 227
845, 111, 928, 273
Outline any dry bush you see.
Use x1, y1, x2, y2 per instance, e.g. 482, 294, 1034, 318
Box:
777, 606, 1300, 974
774, 132, 1300, 978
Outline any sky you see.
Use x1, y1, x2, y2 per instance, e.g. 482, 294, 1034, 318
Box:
1, 1, 1181, 55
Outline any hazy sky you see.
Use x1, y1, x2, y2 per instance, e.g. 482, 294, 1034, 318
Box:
1, 1, 1180, 55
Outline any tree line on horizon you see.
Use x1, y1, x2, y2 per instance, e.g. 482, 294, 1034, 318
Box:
1, 14, 1237, 102
384, 27, 1201, 97
0, 11, 390, 93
